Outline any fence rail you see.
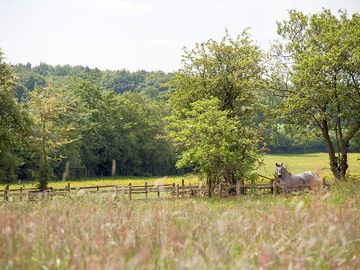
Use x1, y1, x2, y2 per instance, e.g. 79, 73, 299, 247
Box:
2, 178, 279, 201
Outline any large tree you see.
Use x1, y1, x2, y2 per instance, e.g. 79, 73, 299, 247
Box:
169, 32, 264, 192
27, 85, 79, 189
0, 49, 29, 181
271, 9, 360, 179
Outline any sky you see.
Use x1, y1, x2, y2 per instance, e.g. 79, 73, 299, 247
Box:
0, 0, 359, 72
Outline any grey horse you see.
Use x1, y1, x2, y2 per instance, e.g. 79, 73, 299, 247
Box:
275, 163, 322, 192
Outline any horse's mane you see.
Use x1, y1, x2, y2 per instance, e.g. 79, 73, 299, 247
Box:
280, 166, 291, 175
285, 167, 290, 173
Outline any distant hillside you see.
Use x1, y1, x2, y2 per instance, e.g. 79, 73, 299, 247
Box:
13, 62, 174, 99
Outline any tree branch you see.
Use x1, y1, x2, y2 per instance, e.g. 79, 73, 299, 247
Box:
344, 121, 360, 144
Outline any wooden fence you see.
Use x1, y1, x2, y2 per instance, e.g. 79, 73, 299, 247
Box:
1, 179, 277, 201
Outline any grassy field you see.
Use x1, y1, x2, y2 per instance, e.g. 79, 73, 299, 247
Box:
259, 152, 360, 178
1, 153, 360, 269
2, 152, 359, 190
0, 182, 359, 269
1, 175, 198, 190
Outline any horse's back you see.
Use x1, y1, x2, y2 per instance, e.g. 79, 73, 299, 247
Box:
297, 171, 322, 188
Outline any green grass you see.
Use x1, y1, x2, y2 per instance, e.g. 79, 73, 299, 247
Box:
2, 152, 360, 190
2, 175, 198, 190
258, 152, 360, 178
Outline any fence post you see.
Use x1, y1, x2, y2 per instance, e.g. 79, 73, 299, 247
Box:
111, 159, 116, 176
190, 183, 193, 197
236, 180, 240, 196
145, 181, 148, 199
181, 179, 185, 196
176, 184, 179, 198
239, 178, 245, 195
128, 183, 132, 200
172, 183, 176, 197
157, 186, 160, 198
3, 184, 9, 201
62, 161, 70, 181
219, 182, 223, 197
20, 187, 23, 201
67, 183, 71, 193
115, 185, 119, 196
272, 180, 277, 195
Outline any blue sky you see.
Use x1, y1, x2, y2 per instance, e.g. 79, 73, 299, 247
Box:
0, 0, 359, 71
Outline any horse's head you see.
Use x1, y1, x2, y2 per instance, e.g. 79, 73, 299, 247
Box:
275, 163, 285, 178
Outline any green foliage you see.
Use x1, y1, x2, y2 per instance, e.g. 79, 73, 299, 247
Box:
269, 124, 325, 153
27, 85, 80, 189
169, 32, 264, 190
169, 98, 258, 181
2, 61, 177, 182
0, 50, 29, 181
2, 9, 360, 186
51, 79, 176, 179
170, 31, 263, 113
271, 9, 360, 179
12, 63, 174, 100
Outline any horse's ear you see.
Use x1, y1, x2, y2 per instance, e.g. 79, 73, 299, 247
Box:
275, 163, 279, 166
280, 163, 283, 166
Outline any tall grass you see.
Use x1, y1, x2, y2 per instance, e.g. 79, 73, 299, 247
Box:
1, 181, 359, 269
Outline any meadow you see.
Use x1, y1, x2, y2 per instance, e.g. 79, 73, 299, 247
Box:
0, 182, 359, 269
258, 152, 360, 178
2, 152, 359, 190
1, 153, 360, 269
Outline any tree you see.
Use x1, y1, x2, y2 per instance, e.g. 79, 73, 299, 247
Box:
0, 49, 29, 181
169, 32, 264, 192
5, 61, 177, 181
169, 98, 259, 193
64, 79, 176, 178
113, 92, 175, 176
272, 9, 360, 179
27, 85, 79, 190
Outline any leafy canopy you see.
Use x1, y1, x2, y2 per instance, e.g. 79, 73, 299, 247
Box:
272, 9, 360, 178
169, 32, 264, 188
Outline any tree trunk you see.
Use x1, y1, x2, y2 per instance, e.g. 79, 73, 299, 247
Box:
321, 120, 341, 180
321, 120, 351, 180
207, 175, 212, 197
239, 177, 245, 195
223, 167, 230, 184
339, 143, 349, 179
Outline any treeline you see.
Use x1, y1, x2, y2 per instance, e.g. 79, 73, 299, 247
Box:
1, 59, 181, 187
13, 62, 326, 152
14, 63, 173, 98
1, 9, 359, 187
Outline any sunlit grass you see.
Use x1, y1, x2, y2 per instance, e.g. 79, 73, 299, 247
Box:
1, 175, 198, 190
1, 155, 360, 269
2, 153, 360, 190
258, 152, 360, 178
0, 182, 359, 269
